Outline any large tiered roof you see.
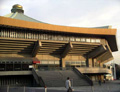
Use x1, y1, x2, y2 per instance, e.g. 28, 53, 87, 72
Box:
0, 4, 118, 52
4, 4, 44, 23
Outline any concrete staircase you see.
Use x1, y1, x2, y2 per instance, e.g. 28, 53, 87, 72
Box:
34, 69, 91, 87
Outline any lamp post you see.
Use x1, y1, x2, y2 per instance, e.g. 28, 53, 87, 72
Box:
111, 60, 116, 80
113, 60, 116, 80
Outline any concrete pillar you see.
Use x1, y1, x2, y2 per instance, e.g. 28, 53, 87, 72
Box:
101, 75, 104, 82
86, 57, 93, 67
60, 58, 65, 68
100, 63, 103, 68
89, 58, 92, 67
86, 56, 89, 67
92, 58, 94, 67
94, 59, 97, 67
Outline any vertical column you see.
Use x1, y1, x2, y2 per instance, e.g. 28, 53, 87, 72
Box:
21, 61, 22, 70
89, 58, 92, 67
100, 63, 103, 68
86, 57, 95, 67
60, 58, 65, 68
5, 63, 6, 71
92, 58, 94, 67
101, 75, 104, 82
86, 55, 89, 67
13, 62, 14, 71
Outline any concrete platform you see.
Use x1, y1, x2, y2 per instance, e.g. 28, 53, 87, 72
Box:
0, 80, 120, 92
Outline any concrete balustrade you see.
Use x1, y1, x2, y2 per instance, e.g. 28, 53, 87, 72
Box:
76, 67, 111, 74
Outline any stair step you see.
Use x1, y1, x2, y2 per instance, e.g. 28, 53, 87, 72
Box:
34, 70, 90, 87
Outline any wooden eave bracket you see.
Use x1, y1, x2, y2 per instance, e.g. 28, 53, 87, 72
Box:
32, 40, 42, 57
95, 46, 114, 63
61, 42, 73, 58
87, 44, 107, 58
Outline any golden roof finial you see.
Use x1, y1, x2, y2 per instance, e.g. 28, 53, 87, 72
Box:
13, 4, 23, 9
11, 4, 24, 13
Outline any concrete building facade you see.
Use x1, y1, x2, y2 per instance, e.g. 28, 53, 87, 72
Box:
0, 4, 118, 87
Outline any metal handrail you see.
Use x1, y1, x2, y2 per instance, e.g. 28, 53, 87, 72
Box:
36, 67, 73, 71
32, 68, 45, 87
73, 67, 93, 86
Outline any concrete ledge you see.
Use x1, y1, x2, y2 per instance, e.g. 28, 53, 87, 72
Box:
0, 71, 32, 76
76, 67, 111, 74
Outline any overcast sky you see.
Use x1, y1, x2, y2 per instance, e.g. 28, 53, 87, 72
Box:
0, 0, 120, 64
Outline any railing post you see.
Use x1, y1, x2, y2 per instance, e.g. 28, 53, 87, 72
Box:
108, 85, 110, 92
91, 86, 94, 92
44, 86, 47, 92
71, 79, 73, 88
7, 85, 9, 92
24, 86, 25, 92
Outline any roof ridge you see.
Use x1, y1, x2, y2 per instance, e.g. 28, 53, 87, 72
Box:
4, 12, 47, 24
11, 12, 18, 18
23, 14, 45, 23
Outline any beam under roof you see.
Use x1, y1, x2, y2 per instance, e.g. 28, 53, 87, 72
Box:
61, 42, 73, 58
96, 50, 113, 63
32, 40, 42, 57
86, 45, 107, 58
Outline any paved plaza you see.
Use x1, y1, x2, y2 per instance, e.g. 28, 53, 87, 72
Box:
48, 80, 120, 92
0, 80, 120, 92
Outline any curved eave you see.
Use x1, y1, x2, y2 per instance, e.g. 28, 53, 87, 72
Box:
4, 13, 45, 23
0, 16, 118, 52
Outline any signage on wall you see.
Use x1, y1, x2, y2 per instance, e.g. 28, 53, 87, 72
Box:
29, 65, 33, 68
33, 61, 40, 64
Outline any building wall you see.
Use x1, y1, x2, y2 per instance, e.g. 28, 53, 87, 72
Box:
0, 54, 31, 58
36, 54, 60, 61
0, 27, 104, 44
